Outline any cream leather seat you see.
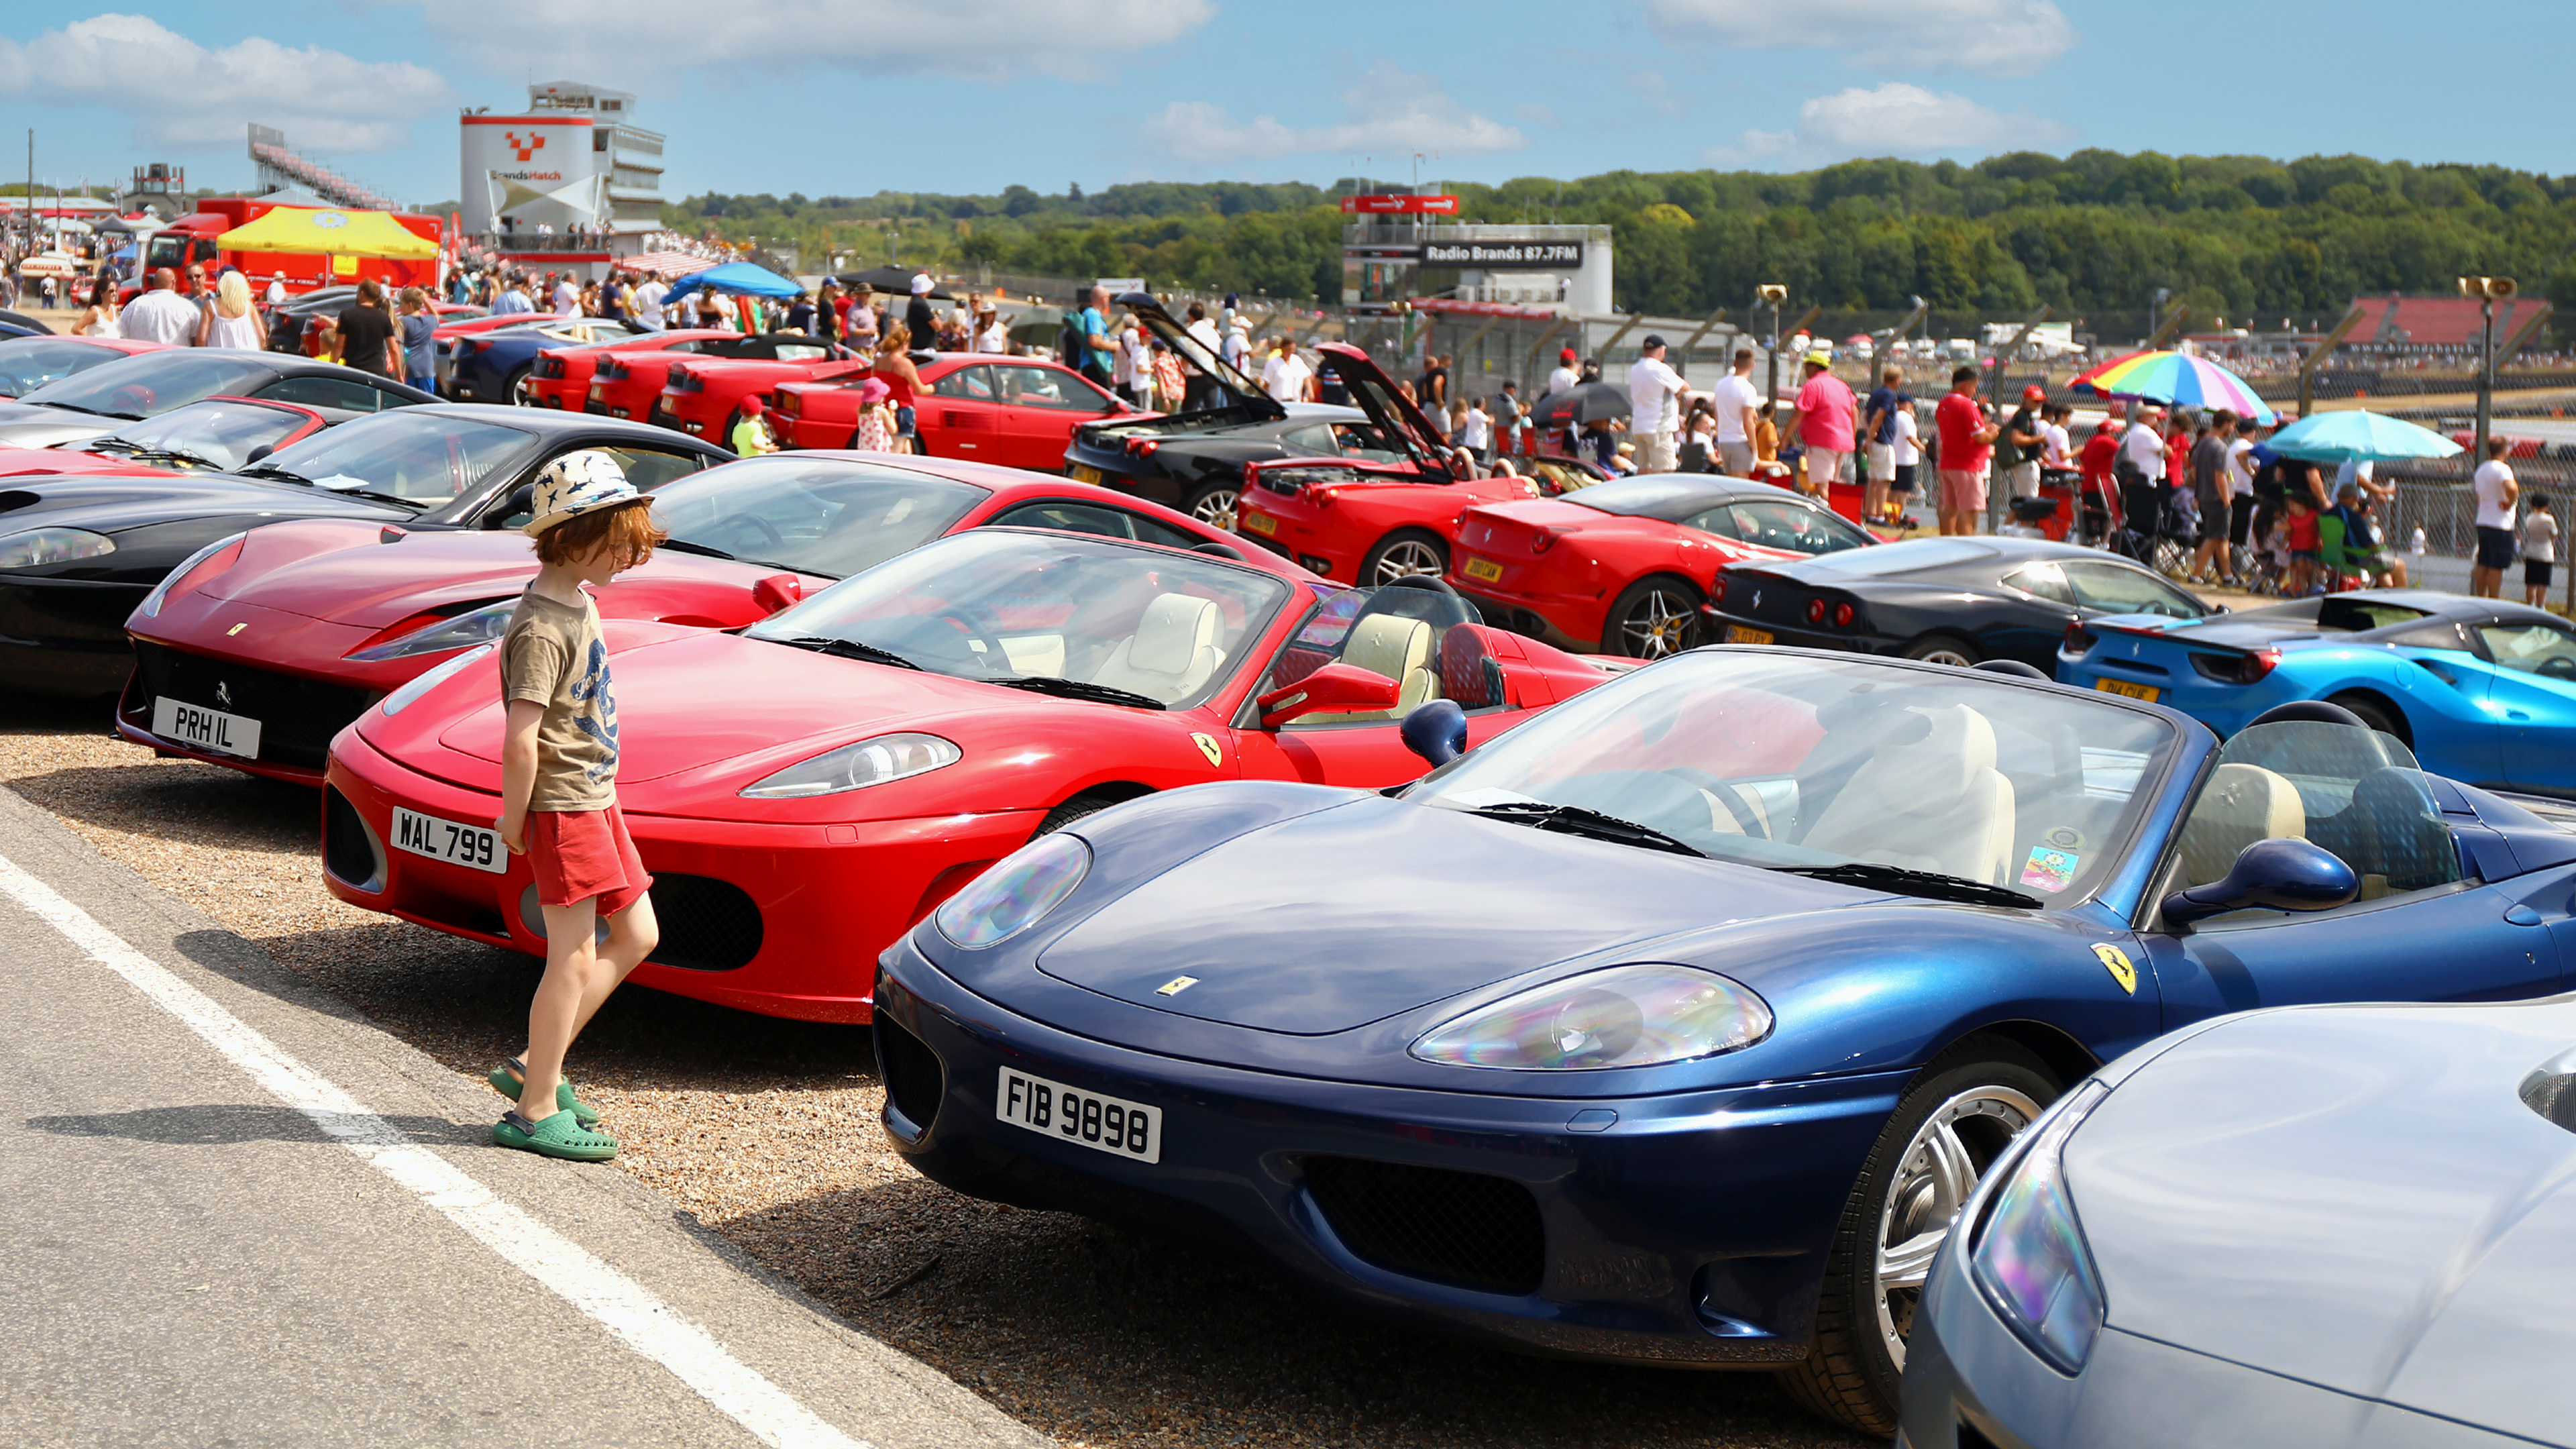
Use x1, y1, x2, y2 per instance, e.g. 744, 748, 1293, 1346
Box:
1087, 594, 1226, 703
1799, 704, 2017, 883
1303, 614, 1439, 724
2178, 763, 2307, 886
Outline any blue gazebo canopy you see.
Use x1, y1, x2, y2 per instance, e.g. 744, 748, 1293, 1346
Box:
662, 261, 800, 301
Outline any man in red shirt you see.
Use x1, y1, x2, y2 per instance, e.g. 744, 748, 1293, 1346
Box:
1933, 366, 1997, 535
2077, 419, 2123, 543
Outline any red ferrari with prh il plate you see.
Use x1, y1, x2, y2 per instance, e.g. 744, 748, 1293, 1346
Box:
321, 529, 1610, 1022
123, 453, 1281, 785
1232, 341, 1541, 585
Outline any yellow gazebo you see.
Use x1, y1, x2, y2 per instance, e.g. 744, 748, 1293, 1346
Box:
215, 207, 438, 260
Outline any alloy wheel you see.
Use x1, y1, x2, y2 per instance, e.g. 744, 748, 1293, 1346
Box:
1871, 1083, 2042, 1371
1913, 645, 1976, 667
1190, 488, 1240, 532
1371, 539, 1445, 582
1619, 590, 1699, 658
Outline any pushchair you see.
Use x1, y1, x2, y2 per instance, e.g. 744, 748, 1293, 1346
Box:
2113, 476, 2198, 577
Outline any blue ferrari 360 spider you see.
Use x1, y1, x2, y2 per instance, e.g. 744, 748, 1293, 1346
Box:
871, 647, 2576, 1435
1902, 989, 2576, 1449
2058, 590, 2576, 797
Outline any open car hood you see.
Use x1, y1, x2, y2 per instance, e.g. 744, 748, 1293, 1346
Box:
1311, 341, 1457, 476
1114, 291, 1280, 422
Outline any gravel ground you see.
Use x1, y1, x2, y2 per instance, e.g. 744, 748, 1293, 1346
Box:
1, 694, 1870, 1449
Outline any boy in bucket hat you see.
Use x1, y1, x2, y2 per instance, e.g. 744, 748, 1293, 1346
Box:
486, 449, 667, 1161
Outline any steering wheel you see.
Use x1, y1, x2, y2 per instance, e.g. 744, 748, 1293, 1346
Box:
2540, 654, 2576, 680
722, 513, 786, 552
1660, 766, 1770, 839
929, 607, 1010, 674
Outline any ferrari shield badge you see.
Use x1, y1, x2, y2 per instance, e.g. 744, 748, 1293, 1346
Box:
1155, 975, 1199, 997
1191, 733, 1223, 767
2090, 943, 2137, 996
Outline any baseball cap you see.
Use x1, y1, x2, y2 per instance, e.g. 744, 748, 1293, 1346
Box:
1642, 334, 1667, 350
1802, 349, 1832, 368
1560, 347, 1576, 363
741, 394, 766, 415
523, 450, 644, 538
2023, 384, 2046, 402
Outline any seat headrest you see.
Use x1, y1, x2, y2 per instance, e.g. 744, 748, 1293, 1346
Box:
1877, 704, 1998, 816
1341, 614, 1432, 682
2180, 763, 2307, 885
1126, 594, 1222, 676
1440, 623, 1499, 707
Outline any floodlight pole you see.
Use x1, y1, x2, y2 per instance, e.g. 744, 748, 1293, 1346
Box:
2475, 293, 2495, 464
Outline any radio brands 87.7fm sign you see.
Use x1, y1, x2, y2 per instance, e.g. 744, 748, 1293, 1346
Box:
1419, 239, 1585, 270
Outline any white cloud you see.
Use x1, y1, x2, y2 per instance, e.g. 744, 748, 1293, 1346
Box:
1142, 63, 1525, 167
1708, 83, 2071, 167
386, 0, 1214, 83
1646, 0, 2077, 77
0, 13, 447, 152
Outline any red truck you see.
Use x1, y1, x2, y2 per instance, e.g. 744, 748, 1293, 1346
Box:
135, 197, 442, 298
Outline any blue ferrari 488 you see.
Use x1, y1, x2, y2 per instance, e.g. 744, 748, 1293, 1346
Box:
871, 648, 2576, 1435
2059, 589, 2576, 797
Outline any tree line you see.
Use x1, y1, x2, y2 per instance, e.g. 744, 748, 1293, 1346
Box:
669, 152, 2576, 333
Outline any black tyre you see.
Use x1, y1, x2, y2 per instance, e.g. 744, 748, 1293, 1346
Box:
1358, 529, 1448, 584
1034, 794, 1123, 837
1901, 633, 1982, 668
1777, 1037, 2059, 1436
1182, 482, 1240, 532
2326, 692, 2411, 745
1603, 576, 1705, 659
504, 365, 535, 407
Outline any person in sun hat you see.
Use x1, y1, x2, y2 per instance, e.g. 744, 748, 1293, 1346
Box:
486, 449, 668, 1163
850, 376, 898, 452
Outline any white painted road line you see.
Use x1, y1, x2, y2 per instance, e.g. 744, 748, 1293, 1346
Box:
0, 852, 871, 1449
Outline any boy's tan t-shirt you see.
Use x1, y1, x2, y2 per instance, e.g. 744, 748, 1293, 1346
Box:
500, 586, 619, 812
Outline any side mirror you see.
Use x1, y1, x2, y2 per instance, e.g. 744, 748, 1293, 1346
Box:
1401, 699, 1468, 767
2161, 838, 2357, 927
484, 483, 535, 529
244, 443, 274, 464
751, 573, 805, 615
1257, 663, 1399, 729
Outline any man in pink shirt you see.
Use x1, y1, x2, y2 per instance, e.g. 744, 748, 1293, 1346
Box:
1790, 350, 1857, 498
1933, 365, 1999, 536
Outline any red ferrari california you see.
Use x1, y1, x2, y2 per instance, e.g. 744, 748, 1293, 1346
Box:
1232, 341, 1540, 585
775, 352, 1138, 470
121, 454, 1291, 784
320, 529, 1610, 1022
1450, 474, 1876, 657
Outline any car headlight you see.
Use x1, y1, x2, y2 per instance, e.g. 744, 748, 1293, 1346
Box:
134, 531, 246, 619
934, 830, 1089, 949
346, 600, 516, 661
379, 643, 494, 716
0, 526, 115, 570
1408, 963, 1772, 1070
1968, 1079, 2111, 1373
738, 732, 961, 800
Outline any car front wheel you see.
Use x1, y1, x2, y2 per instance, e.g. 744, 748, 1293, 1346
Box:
1360, 529, 1447, 584
1778, 1037, 2057, 1436
1902, 633, 1982, 668
1183, 482, 1240, 532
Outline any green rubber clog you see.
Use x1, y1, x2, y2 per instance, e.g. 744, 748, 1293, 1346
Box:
488, 1058, 600, 1128
492, 1109, 620, 1162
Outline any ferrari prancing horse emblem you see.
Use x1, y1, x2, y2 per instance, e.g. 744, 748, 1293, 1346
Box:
1191, 733, 1222, 767
2091, 943, 2137, 995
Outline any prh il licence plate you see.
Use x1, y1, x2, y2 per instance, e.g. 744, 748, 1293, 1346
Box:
2094, 678, 2161, 702
996, 1067, 1162, 1164
152, 695, 260, 759
391, 806, 507, 873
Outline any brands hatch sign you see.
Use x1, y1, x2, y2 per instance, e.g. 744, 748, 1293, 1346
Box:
1419, 239, 1585, 270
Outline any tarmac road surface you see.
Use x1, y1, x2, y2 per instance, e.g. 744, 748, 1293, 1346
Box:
0, 782, 1048, 1449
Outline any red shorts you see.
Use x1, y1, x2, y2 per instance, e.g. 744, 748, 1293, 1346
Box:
527, 804, 653, 916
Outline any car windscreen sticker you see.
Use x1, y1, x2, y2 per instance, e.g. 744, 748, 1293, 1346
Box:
2021, 846, 2079, 893
2090, 943, 2137, 995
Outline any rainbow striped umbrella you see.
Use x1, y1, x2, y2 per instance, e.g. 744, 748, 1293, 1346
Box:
2070, 350, 2277, 425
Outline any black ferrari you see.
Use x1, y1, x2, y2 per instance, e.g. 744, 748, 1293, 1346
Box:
1060, 293, 1376, 529
0, 403, 731, 697
1702, 536, 2214, 673
0, 347, 438, 450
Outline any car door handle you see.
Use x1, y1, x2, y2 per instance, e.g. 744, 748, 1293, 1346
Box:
2510, 710, 2531, 720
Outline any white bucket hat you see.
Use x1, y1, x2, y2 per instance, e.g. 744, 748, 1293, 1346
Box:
523, 449, 645, 537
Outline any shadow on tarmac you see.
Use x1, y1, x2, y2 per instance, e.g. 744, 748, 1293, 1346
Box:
25, 1103, 474, 1147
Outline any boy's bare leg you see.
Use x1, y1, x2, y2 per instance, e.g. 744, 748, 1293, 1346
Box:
519, 897, 599, 1121
572, 894, 660, 1039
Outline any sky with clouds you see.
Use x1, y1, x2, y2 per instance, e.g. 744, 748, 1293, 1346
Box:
0, 0, 2563, 207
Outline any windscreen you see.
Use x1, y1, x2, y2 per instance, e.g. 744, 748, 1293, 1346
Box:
1410, 651, 2174, 898
259, 411, 539, 506
93, 400, 311, 472
21, 351, 278, 420
0, 338, 133, 398
649, 458, 983, 579
747, 529, 1292, 709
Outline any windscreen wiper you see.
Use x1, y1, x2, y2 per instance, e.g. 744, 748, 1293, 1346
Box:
1464, 800, 1705, 858
239, 462, 315, 486
772, 635, 921, 670
985, 675, 1166, 710
1770, 861, 2042, 909
655, 537, 737, 560
237, 463, 421, 510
